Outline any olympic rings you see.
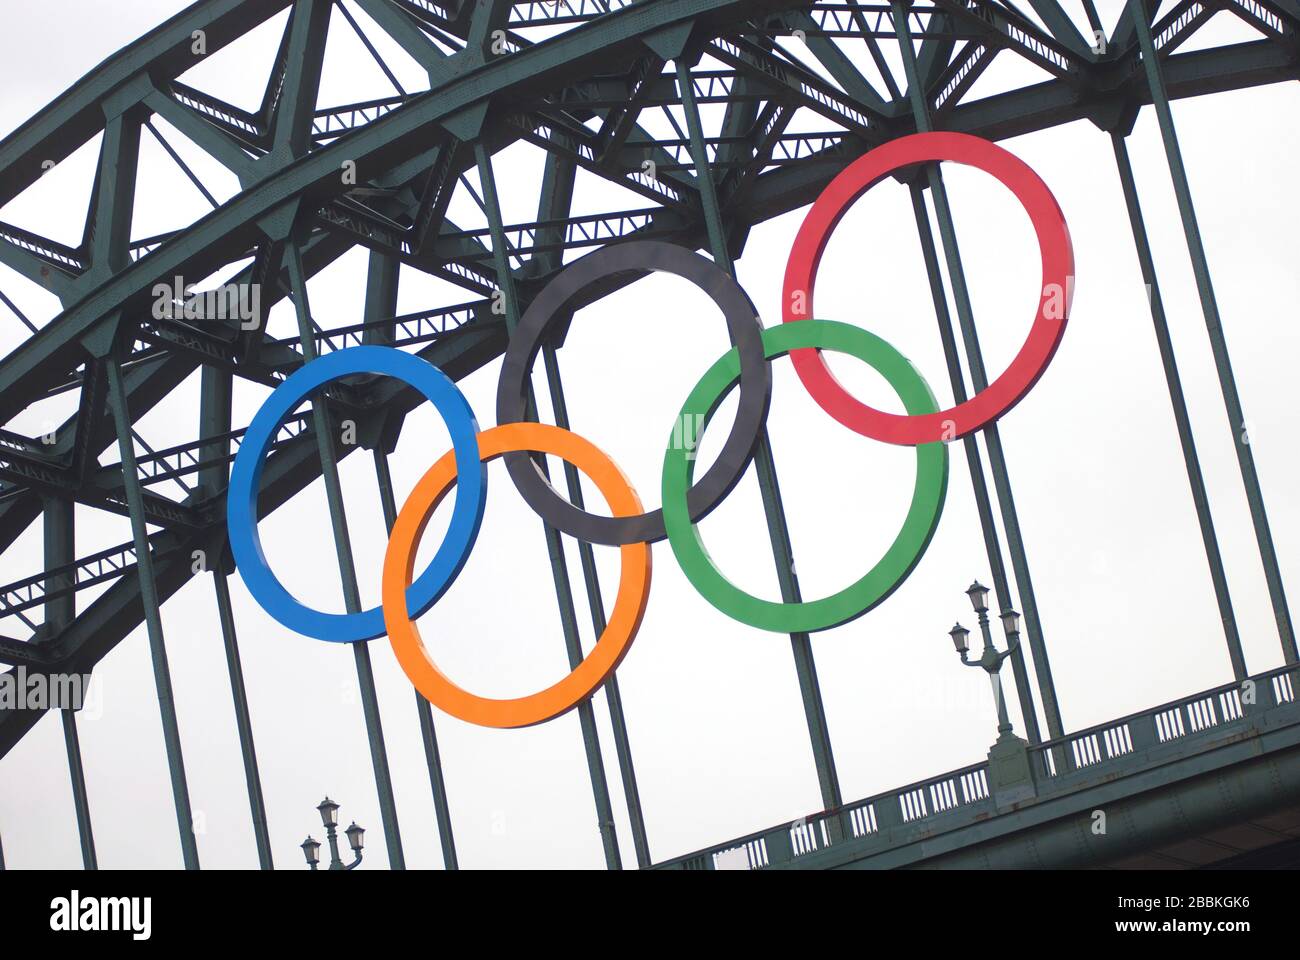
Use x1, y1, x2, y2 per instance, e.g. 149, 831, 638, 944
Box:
783, 131, 1074, 445
227, 133, 1071, 729
227, 346, 486, 643
663, 319, 948, 633
498, 240, 770, 547
382, 423, 651, 728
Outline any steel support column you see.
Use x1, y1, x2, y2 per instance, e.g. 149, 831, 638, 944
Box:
1110, 133, 1247, 679
894, 1, 1057, 741
540, 344, 653, 867
45, 495, 97, 869
285, 240, 406, 869
361, 249, 460, 870
530, 148, 652, 868
1128, 0, 1297, 664
905, 184, 1044, 744
474, 142, 622, 869
59, 707, 96, 869
373, 448, 460, 870
105, 356, 199, 869
200, 363, 274, 868
676, 57, 845, 817
211, 571, 274, 867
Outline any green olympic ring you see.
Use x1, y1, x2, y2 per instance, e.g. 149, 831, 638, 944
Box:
662, 319, 949, 633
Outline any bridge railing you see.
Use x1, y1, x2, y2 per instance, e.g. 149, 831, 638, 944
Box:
655, 760, 992, 871
655, 661, 1300, 869
1030, 661, 1300, 781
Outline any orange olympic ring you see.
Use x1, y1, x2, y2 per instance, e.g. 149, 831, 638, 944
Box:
381, 422, 652, 728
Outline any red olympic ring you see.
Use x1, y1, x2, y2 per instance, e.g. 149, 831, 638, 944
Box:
782, 131, 1074, 445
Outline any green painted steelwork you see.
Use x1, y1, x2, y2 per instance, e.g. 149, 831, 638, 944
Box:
106, 355, 200, 869
1128, 0, 1297, 666
44, 495, 97, 870
676, 53, 846, 822
894, 2, 1054, 743
475, 138, 625, 869
0, 0, 1297, 869
1109, 133, 1246, 681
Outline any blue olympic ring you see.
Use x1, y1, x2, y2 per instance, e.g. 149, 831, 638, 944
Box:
227, 346, 487, 643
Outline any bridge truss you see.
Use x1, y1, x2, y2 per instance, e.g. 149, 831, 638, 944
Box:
0, 0, 1298, 869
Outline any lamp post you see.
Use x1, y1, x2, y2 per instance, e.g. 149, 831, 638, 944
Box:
301, 797, 365, 870
948, 581, 1024, 742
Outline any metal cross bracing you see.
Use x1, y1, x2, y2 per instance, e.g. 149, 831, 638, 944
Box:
0, 0, 1296, 869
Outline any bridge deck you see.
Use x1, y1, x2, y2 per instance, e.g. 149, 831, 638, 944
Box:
655, 663, 1300, 869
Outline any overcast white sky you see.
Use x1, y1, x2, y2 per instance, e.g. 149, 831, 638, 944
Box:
1, 1, 1299, 869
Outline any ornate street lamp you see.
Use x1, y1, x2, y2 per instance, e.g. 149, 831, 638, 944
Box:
965, 580, 990, 614
317, 796, 339, 828
948, 623, 971, 657
302, 797, 364, 870
947, 581, 1023, 741
344, 821, 365, 858
300, 835, 322, 870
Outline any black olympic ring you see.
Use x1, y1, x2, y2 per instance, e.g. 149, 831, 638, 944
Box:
496, 240, 772, 546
